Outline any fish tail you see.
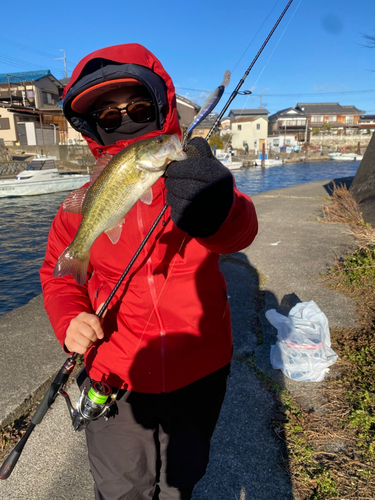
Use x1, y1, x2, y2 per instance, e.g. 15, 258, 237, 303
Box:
53, 245, 90, 286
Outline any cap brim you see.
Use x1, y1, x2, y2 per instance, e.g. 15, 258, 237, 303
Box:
71, 78, 142, 113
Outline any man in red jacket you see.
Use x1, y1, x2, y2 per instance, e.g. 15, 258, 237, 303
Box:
40, 43, 258, 500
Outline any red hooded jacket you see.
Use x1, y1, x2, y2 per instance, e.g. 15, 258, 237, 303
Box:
40, 44, 258, 393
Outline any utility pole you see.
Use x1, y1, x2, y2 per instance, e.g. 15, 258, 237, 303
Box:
55, 50, 67, 78
259, 88, 268, 108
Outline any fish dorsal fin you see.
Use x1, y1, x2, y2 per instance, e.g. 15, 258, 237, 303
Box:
62, 185, 90, 214
105, 221, 124, 244
91, 153, 112, 184
140, 188, 153, 205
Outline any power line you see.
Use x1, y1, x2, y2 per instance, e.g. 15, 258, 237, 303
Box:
0, 36, 59, 60
176, 86, 375, 98
0, 36, 74, 75
0, 53, 67, 76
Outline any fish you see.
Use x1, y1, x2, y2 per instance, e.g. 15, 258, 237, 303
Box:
53, 134, 187, 286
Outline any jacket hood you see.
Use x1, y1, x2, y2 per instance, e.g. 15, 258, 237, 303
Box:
63, 43, 181, 157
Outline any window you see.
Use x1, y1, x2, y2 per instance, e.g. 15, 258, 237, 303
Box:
0, 118, 10, 129
273, 139, 279, 146
237, 125, 242, 131
346, 116, 354, 125
256, 123, 260, 130
43, 92, 53, 104
27, 90, 34, 98
311, 116, 323, 122
328, 116, 337, 122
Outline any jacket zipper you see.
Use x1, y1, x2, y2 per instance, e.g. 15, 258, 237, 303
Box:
137, 200, 167, 392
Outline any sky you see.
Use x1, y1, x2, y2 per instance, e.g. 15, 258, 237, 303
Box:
0, 0, 374, 116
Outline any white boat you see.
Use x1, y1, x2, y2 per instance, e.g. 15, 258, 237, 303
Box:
0, 156, 91, 198
254, 158, 283, 167
216, 152, 243, 170
330, 153, 363, 161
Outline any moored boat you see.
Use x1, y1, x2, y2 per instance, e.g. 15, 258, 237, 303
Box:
330, 153, 363, 161
216, 152, 243, 170
0, 155, 90, 198
254, 158, 283, 166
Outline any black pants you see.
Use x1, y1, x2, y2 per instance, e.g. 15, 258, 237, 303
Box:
83, 364, 230, 500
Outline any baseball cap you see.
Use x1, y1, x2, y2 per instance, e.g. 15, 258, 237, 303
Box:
71, 78, 144, 113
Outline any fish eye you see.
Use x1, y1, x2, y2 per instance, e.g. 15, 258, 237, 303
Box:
156, 137, 163, 144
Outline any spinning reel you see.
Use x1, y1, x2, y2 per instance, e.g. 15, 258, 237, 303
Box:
60, 378, 117, 432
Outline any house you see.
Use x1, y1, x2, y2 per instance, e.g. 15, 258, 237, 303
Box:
228, 108, 269, 122
295, 103, 365, 136
230, 115, 268, 153
358, 115, 375, 134
190, 113, 220, 139
219, 116, 231, 136
0, 70, 65, 146
268, 107, 307, 143
175, 94, 201, 133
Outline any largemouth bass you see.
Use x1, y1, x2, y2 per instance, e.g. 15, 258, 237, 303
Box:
53, 134, 186, 285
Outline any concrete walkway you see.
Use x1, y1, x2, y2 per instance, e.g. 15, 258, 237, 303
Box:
0, 178, 357, 500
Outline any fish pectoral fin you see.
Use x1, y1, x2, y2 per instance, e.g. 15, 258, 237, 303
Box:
63, 185, 90, 214
140, 188, 153, 205
105, 222, 124, 245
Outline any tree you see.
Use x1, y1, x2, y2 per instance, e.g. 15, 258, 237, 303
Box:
361, 31, 375, 49
208, 134, 224, 149
221, 133, 232, 145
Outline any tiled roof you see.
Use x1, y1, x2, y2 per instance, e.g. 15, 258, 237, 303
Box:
268, 107, 306, 120
296, 102, 365, 114
176, 94, 201, 110
0, 70, 55, 84
231, 116, 261, 123
229, 108, 269, 116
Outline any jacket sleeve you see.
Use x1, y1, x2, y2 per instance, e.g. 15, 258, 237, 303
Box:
39, 205, 93, 350
195, 186, 258, 254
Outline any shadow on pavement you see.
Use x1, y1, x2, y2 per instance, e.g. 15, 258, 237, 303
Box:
190, 252, 293, 500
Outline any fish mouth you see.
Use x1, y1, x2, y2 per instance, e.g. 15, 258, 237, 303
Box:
170, 134, 187, 160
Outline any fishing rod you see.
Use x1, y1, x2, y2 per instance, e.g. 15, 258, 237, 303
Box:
0, 206, 168, 480
0, 0, 295, 480
205, 0, 295, 141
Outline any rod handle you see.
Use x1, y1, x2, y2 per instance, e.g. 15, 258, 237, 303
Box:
0, 424, 35, 480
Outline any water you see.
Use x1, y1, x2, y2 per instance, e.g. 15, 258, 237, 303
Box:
232, 159, 359, 195
0, 160, 360, 316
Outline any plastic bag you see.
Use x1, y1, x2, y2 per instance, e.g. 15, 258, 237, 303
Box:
266, 301, 338, 382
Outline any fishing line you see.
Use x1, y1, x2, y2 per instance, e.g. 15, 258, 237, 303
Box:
250, 0, 303, 91
230, 0, 282, 74
205, 0, 295, 141
133, 232, 188, 355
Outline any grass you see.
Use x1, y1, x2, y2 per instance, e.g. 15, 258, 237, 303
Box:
245, 182, 375, 499
298, 184, 375, 498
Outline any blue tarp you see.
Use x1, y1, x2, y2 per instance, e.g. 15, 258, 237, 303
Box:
0, 70, 52, 84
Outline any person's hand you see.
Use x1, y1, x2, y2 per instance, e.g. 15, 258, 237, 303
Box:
64, 304, 106, 354
165, 137, 234, 238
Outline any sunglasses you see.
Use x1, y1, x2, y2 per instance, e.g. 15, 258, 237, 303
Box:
90, 98, 155, 131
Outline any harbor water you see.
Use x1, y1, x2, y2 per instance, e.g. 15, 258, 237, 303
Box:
0, 160, 360, 316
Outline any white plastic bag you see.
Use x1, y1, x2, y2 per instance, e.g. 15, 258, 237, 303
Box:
266, 300, 338, 382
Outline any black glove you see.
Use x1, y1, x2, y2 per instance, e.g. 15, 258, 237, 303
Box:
165, 137, 234, 238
